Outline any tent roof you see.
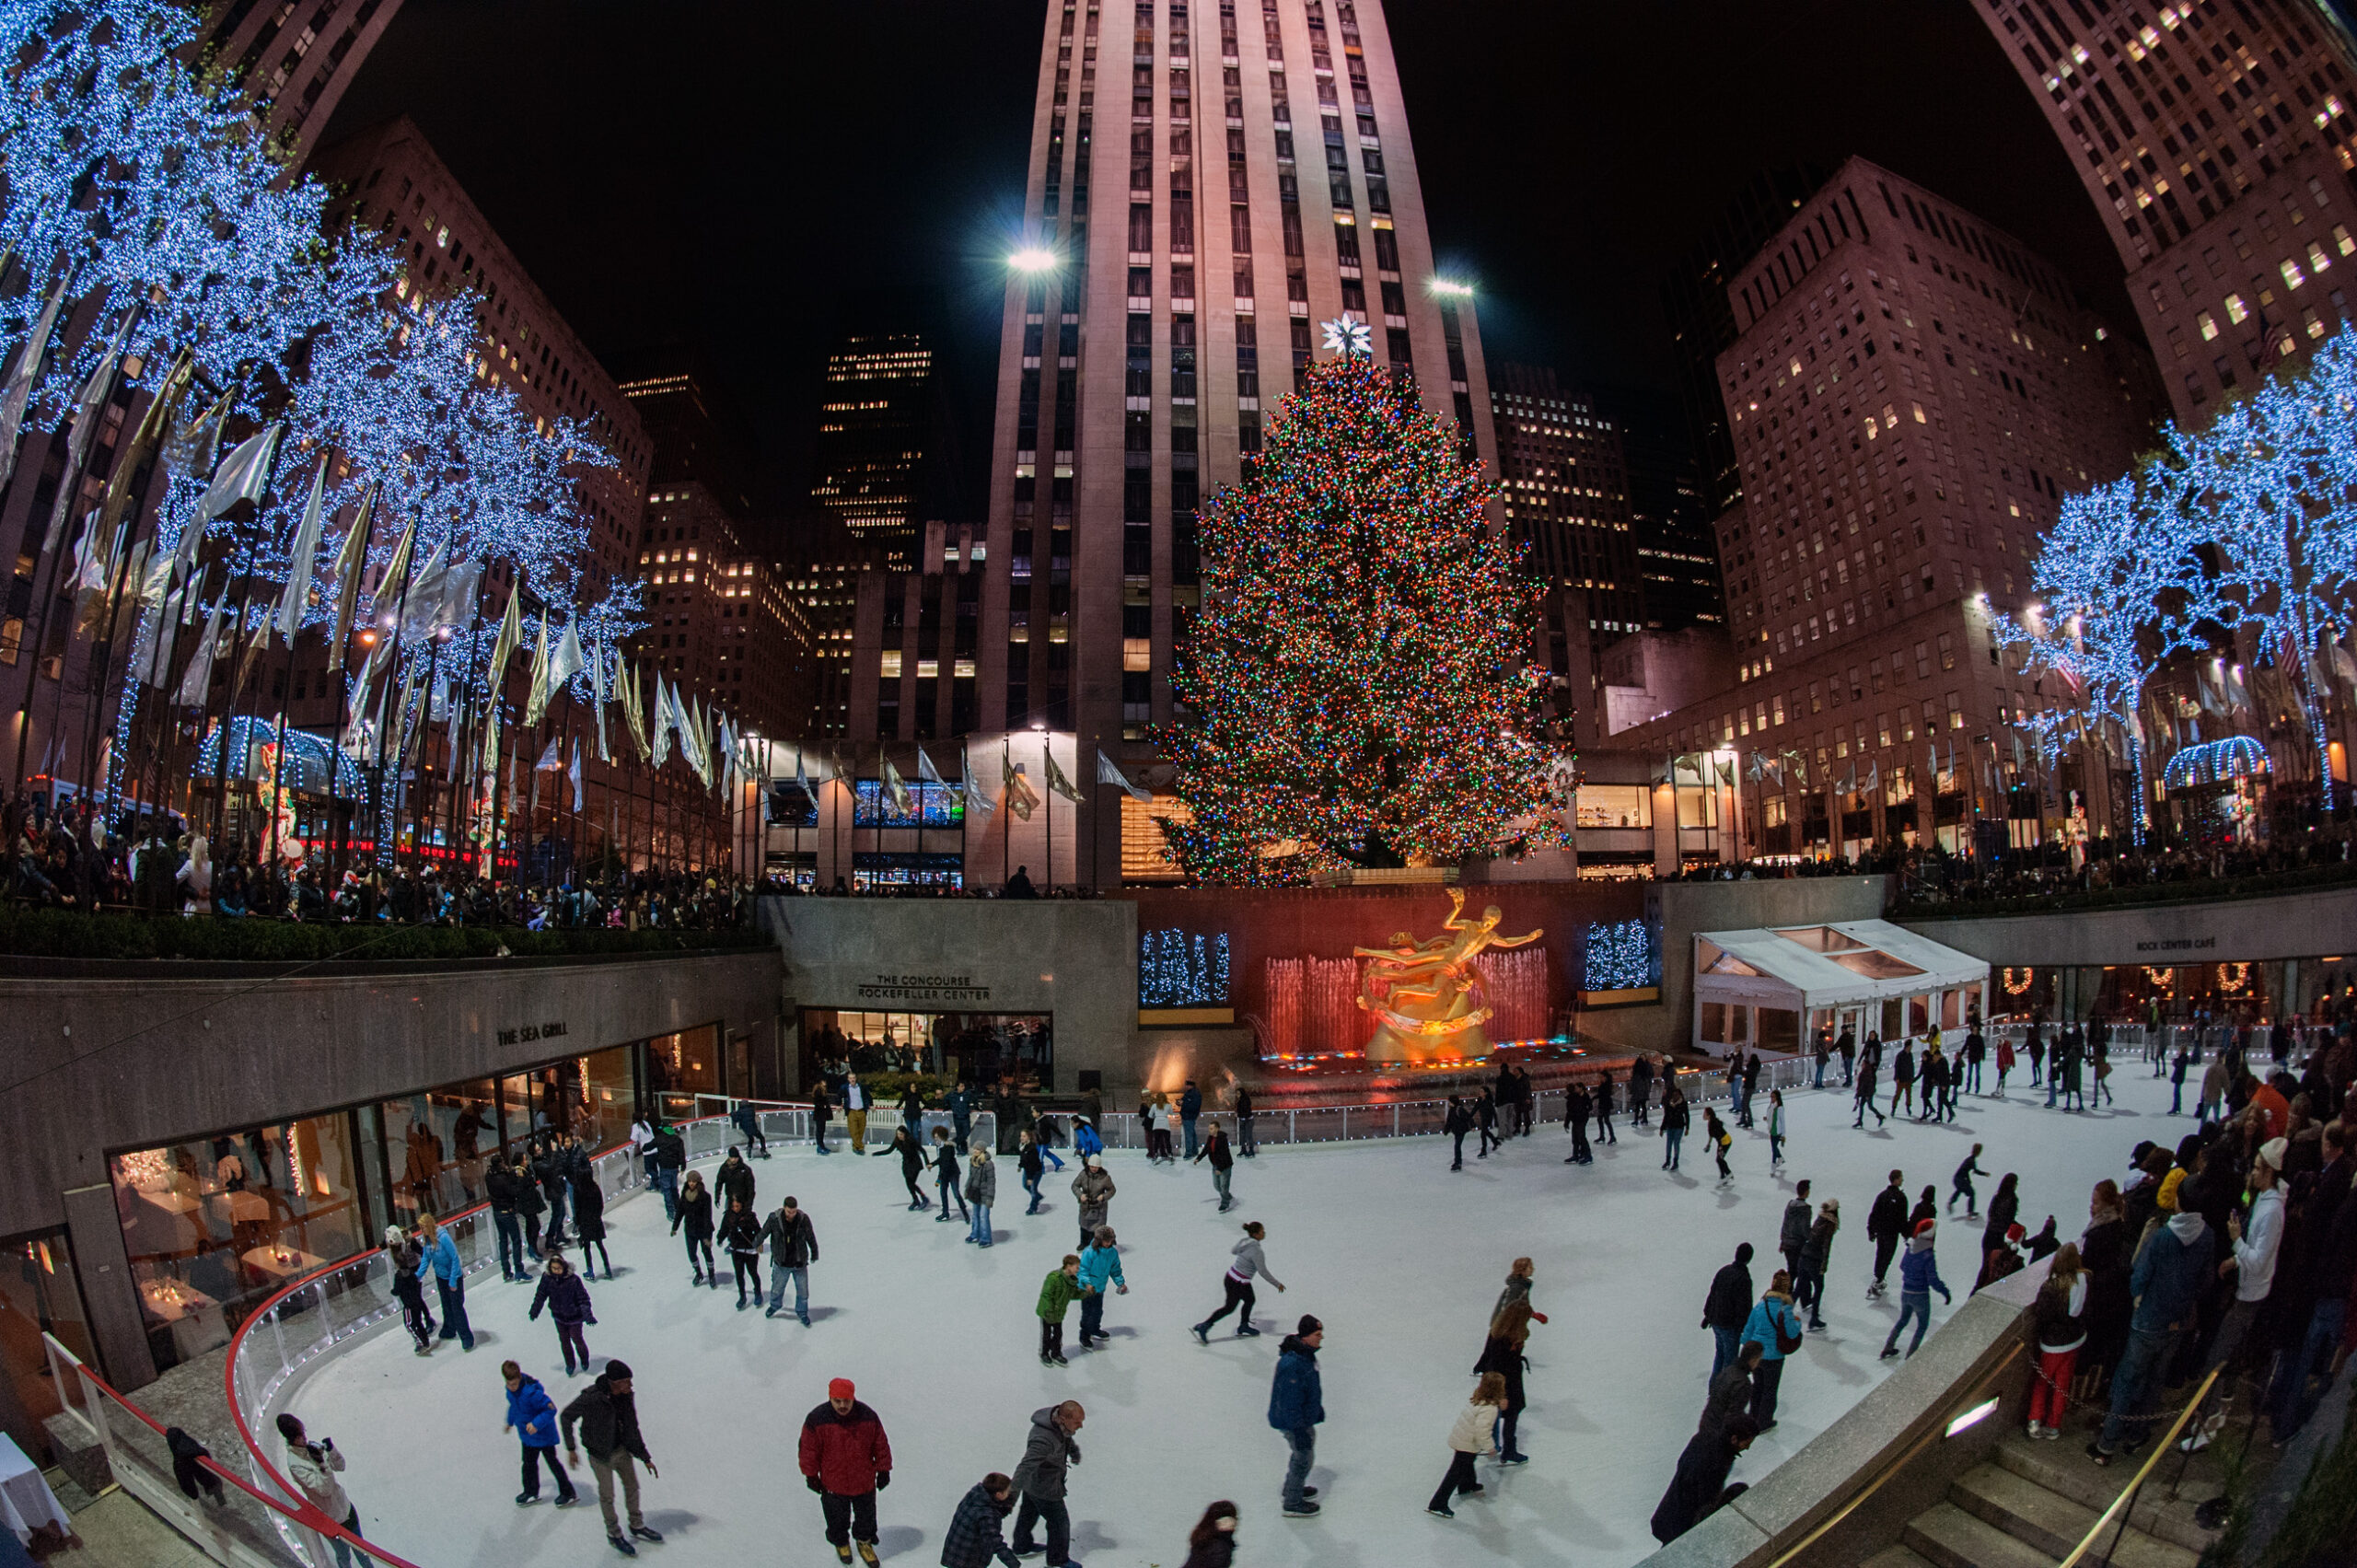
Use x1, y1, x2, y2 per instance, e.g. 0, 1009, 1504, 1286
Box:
1694, 919, 1988, 1011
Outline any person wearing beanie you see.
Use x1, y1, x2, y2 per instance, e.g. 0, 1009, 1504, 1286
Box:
1880, 1219, 1952, 1361
386, 1224, 434, 1354
797, 1378, 891, 1566
2193, 1136, 2285, 1401
561, 1360, 661, 1555
1071, 1155, 1116, 1252
1701, 1243, 1755, 1383
1268, 1317, 1326, 1517
1038, 1256, 1082, 1366
1009, 1401, 1086, 1567
276, 1412, 368, 1568
2090, 1199, 2213, 1465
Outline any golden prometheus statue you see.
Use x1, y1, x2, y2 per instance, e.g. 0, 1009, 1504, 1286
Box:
1354, 889, 1543, 1065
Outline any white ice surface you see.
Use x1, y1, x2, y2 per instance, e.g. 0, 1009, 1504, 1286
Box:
290, 1065, 2179, 1567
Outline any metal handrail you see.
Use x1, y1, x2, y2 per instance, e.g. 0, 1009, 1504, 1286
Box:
1762, 1342, 2025, 1568
2056, 1365, 2223, 1568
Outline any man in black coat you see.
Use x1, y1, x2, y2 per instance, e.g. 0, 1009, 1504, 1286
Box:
1700, 1342, 1763, 1438
1701, 1242, 1755, 1381
1867, 1169, 1910, 1300
758, 1197, 819, 1325
1562, 1083, 1592, 1166
1780, 1182, 1814, 1283
1651, 1413, 1759, 1545
562, 1360, 663, 1555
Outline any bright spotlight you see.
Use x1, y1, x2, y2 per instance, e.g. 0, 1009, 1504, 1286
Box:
1430, 279, 1475, 297
1009, 249, 1059, 273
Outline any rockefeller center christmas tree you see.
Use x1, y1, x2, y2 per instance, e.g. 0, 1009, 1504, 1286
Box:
1159, 334, 1567, 884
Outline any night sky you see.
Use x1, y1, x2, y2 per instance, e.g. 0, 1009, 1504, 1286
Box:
327, 0, 2126, 512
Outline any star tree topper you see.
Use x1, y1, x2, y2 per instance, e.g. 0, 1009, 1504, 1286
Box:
1320, 316, 1374, 358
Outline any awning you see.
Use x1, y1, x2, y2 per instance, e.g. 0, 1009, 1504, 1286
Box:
1695, 919, 1989, 1016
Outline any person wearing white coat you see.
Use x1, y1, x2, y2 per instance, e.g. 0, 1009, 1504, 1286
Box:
277, 1412, 371, 1568
1427, 1375, 1506, 1518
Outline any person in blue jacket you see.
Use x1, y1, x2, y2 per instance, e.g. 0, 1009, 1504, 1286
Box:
415, 1213, 474, 1352
1880, 1217, 1954, 1361
503, 1361, 576, 1506
1267, 1316, 1326, 1518
1179, 1080, 1204, 1161
1742, 1272, 1805, 1430
2089, 1205, 2212, 1464
1075, 1226, 1127, 1350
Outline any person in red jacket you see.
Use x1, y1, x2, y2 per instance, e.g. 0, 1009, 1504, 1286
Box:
798, 1377, 892, 1565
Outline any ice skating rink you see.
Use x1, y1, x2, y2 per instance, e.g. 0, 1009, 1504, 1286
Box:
288, 1067, 2177, 1567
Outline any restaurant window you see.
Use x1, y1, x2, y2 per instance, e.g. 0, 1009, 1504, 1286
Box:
0, 1228, 93, 1462
1573, 784, 1651, 829
110, 1110, 368, 1373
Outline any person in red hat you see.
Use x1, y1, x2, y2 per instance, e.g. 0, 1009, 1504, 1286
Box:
798, 1378, 892, 1565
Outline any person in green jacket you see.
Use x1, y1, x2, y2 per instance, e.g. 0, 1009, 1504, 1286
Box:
1037, 1256, 1081, 1367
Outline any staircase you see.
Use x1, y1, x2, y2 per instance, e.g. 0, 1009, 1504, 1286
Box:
1861, 1431, 2222, 1568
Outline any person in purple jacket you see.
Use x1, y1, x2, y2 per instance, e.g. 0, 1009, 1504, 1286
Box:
528, 1252, 597, 1376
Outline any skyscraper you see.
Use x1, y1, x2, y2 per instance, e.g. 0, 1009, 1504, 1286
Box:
1971, 0, 2357, 425
810, 331, 939, 566
1610, 158, 2159, 859
196, 0, 406, 166
968, 0, 1495, 886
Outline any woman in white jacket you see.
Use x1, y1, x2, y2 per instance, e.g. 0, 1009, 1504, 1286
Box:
1428, 1373, 1508, 1518
275, 1412, 370, 1568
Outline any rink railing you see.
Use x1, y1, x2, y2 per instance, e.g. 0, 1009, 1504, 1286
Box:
218, 1140, 644, 1567
43, 1329, 424, 1568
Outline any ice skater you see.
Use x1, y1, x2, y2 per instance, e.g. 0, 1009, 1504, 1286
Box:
386, 1225, 434, 1354
276, 1414, 372, 1568
1038, 1255, 1081, 1366
528, 1251, 596, 1376
1742, 1272, 1802, 1429
1949, 1144, 1988, 1220
1193, 1121, 1237, 1211
416, 1213, 474, 1352
561, 1359, 663, 1557
1472, 1299, 1534, 1464
759, 1194, 819, 1324
714, 1146, 755, 1216
1595, 1070, 1618, 1144
1180, 1502, 1240, 1568
1076, 1225, 1127, 1349
1766, 1089, 1786, 1167
965, 1144, 998, 1246
797, 1377, 890, 1566
940, 1473, 1021, 1568
570, 1163, 610, 1281
1866, 1168, 1908, 1299
1426, 1372, 1507, 1518
732, 1098, 770, 1158
1474, 1088, 1500, 1158
1193, 1220, 1285, 1341
1268, 1317, 1325, 1517
1703, 1107, 1733, 1184
503, 1360, 577, 1507
1018, 1128, 1047, 1214
893, 1125, 930, 1210
1661, 1086, 1689, 1170
810, 1079, 833, 1154
671, 1170, 715, 1286
1071, 1155, 1114, 1251
1562, 1082, 1592, 1165
1880, 1218, 1952, 1360
1446, 1096, 1473, 1170
1493, 1256, 1548, 1323
930, 1127, 969, 1223
1009, 1401, 1086, 1565
719, 1196, 762, 1309
1852, 1054, 1886, 1127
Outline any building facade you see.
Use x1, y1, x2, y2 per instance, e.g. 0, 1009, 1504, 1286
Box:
1609, 158, 2160, 861
810, 331, 938, 568
1611, 389, 1727, 636
959, 0, 1496, 888
1973, 0, 2357, 425
196, 0, 405, 165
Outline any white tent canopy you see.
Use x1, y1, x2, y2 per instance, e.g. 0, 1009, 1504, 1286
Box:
1692, 919, 1990, 1057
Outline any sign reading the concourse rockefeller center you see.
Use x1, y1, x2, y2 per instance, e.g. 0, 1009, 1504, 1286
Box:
856, 973, 993, 1004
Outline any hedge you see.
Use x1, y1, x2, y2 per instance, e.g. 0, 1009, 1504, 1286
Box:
0, 906, 770, 964
1893, 857, 2357, 919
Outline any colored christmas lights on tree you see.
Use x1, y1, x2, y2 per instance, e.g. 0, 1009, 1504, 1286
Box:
1158, 353, 1568, 884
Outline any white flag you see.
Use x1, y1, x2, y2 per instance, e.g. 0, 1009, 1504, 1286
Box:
961, 750, 993, 818
433, 557, 483, 633
273, 454, 330, 642
535, 737, 562, 771
589, 642, 611, 763
916, 746, 945, 784
550, 617, 585, 691
1096, 749, 1151, 803
174, 604, 222, 706
0, 277, 66, 494
194, 422, 285, 532
882, 753, 911, 816
569, 738, 584, 813
42, 300, 140, 553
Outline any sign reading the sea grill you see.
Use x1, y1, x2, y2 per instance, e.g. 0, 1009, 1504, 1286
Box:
856, 973, 993, 1004
497, 1020, 571, 1047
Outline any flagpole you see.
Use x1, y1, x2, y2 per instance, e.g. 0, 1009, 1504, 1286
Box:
1089, 732, 1101, 892
1042, 731, 1052, 891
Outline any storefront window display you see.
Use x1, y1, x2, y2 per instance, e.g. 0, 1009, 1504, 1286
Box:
644, 1027, 723, 1121
800, 1009, 1055, 1089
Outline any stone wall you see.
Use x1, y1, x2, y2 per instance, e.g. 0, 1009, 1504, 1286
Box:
1898, 882, 2357, 967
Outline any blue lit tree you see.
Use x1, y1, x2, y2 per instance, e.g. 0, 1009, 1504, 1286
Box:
1991, 473, 2206, 842
2168, 331, 2357, 813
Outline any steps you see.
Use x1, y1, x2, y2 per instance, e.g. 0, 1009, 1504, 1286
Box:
1876, 1431, 2213, 1568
